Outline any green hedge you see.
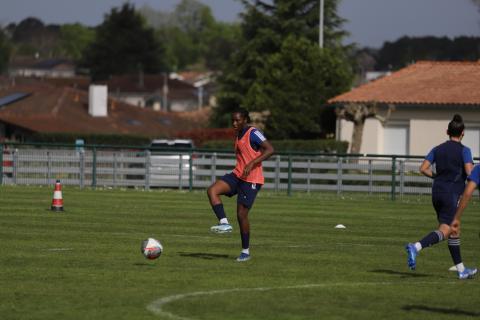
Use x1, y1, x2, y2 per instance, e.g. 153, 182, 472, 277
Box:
27, 133, 152, 146
202, 139, 349, 154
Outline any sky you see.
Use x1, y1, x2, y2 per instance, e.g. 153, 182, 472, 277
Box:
0, 0, 478, 48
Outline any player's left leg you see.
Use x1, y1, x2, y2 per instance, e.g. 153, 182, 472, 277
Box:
405, 193, 447, 270
236, 204, 251, 262
208, 173, 238, 233
235, 182, 261, 262
443, 193, 477, 279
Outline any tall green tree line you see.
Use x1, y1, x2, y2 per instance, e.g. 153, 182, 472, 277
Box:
212, 0, 354, 139
140, 0, 240, 71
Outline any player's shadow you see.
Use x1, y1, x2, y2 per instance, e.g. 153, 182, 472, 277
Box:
178, 252, 231, 260
133, 263, 157, 267
402, 305, 480, 317
369, 269, 430, 278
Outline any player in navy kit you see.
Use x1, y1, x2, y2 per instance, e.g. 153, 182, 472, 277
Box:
405, 114, 477, 279
207, 108, 274, 262
450, 165, 480, 274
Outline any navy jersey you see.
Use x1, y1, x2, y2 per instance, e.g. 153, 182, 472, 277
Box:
237, 126, 267, 151
425, 140, 473, 194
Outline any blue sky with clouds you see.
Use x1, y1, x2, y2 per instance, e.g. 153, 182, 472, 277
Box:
0, 0, 478, 48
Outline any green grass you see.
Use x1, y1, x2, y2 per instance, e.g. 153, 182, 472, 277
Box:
1, 186, 479, 320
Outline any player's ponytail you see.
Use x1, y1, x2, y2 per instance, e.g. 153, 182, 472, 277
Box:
234, 108, 251, 123
447, 114, 465, 137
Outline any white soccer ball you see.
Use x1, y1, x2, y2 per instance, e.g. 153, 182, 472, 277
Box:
141, 237, 163, 260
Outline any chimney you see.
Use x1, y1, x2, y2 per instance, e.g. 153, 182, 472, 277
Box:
88, 85, 108, 117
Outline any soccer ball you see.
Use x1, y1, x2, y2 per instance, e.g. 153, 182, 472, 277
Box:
141, 237, 163, 260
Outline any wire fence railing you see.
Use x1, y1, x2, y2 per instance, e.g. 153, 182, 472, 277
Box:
1, 142, 434, 200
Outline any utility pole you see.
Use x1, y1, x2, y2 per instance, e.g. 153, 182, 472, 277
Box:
319, 0, 324, 48
162, 73, 168, 111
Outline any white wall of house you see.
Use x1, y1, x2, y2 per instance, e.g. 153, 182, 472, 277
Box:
383, 123, 409, 155
10, 68, 75, 78
464, 127, 480, 158
337, 106, 480, 157
409, 119, 446, 155
110, 93, 198, 112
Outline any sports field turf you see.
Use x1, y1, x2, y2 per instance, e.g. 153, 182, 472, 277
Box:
1, 186, 479, 320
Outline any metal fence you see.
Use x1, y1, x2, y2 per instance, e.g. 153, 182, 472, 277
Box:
1, 142, 432, 199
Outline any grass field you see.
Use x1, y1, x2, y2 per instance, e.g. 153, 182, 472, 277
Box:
1, 186, 479, 320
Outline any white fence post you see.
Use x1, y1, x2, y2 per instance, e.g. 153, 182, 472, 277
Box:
178, 154, 183, 190
337, 157, 343, 195
211, 153, 217, 184
275, 155, 280, 192
145, 150, 151, 190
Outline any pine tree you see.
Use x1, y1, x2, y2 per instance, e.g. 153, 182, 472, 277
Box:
212, 0, 353, 138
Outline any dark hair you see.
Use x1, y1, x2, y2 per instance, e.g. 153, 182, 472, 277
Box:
447, 114, 465, 137
233, 108, 251, 122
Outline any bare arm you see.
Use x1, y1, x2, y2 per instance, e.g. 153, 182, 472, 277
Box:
451, 180, 477, 234
242, 140, 274, 178
465, 162, 473, 176
419, 159, 435, 178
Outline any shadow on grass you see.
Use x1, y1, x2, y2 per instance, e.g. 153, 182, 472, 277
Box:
369, 269, 430, 278
402, 305, 480, 317
178, 252, 231, 260
133, 263, 157, 267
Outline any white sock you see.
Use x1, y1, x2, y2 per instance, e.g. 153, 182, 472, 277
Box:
242, 248, 249, 255
414, 242, 422, 252
219, 218, 229, 225
456, 263, 465, 273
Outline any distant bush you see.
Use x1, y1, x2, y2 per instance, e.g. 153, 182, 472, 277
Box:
202, 139, 349, 154
175, 128, 235, 147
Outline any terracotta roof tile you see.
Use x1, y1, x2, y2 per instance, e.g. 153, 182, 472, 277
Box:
328, 61, 480, 105
0, 81, 205, 137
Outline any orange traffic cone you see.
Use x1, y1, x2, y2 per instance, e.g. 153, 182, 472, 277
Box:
51, 180, 64, 211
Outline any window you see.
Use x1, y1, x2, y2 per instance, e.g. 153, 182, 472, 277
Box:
384, 125, 409, 155
463, 128, 480, 159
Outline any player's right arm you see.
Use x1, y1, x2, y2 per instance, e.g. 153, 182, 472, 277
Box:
451, 164, 480, 234
463, 146, 474, 175
451, 180, 477, 234
420, 148, 435, 178
419, 160, 435, 178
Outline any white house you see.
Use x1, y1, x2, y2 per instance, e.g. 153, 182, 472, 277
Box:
329, 61, 480, 157
9, 58, 76, 78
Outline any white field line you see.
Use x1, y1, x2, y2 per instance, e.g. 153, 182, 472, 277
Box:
258, 242, 377, 248
44, 248, 73, 251
168, 234, 384, 249
169, 234, 215, 240
147, 281, 456, 320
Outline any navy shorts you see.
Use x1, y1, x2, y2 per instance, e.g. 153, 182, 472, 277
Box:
432, 192, 461, 225
220, 173, 262, 209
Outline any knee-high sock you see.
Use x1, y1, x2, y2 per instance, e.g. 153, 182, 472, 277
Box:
448, 237, 462, 265
212, 203, 226, 221
419, 230, 444, 249
241, 232, 250, 250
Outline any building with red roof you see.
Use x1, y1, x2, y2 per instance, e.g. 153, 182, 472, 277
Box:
0, 79, 207, 142
328, 61, 480, 156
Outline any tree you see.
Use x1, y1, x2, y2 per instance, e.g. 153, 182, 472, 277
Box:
82, 3, 167, 80
142, 0, 240, 70
212, 0, 353, 138
375, 36, 480, 70
335, 102, 394, 154
244, 36, 352, 139
0, 29, 12, 73
58, 24, 95, 61
9, 17, 61, 58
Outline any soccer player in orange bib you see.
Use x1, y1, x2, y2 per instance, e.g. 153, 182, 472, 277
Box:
207, 108, 274, 262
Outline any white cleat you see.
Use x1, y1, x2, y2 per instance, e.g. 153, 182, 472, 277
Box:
210, 223, 233, 234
